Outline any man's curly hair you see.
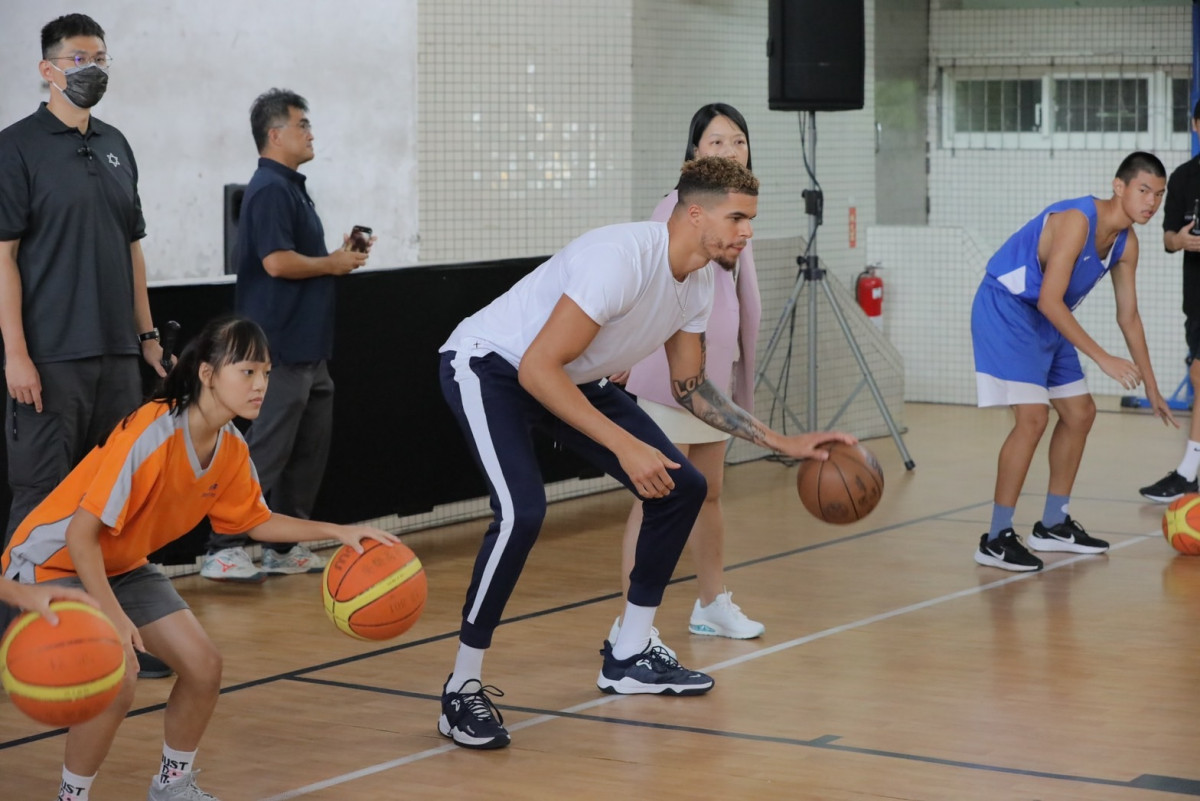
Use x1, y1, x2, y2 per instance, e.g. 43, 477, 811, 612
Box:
677, 156, 759, 207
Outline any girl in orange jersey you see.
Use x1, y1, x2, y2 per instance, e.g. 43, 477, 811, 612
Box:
1, 316, 399, 801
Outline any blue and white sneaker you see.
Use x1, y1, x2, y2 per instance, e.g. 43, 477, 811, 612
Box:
596, 641, 713, 695
437, 676, 510, 749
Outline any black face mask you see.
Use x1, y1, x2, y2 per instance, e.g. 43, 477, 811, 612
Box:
51, 63, 108, 109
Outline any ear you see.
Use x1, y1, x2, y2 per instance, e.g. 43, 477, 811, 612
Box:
686, 202, 706, 227
198, 361, 214, 386
1112, 177, 1125, 198
38, 60, 56, 85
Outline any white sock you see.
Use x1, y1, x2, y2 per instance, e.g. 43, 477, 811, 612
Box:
157, 743, 198, 787
58, 767, 95, 801
1176, 441, 1200, 481
612, 602, 657, 660
448, 643, 486, 692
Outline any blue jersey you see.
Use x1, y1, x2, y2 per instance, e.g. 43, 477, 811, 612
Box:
983, 196, 1128, 311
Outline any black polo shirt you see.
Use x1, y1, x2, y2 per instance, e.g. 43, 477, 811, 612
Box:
1164, 154, 1200, 319
234, 158, 334, 364
0, 103, 145, 363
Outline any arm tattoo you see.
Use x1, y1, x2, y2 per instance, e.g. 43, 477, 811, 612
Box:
673, 376, 771, 448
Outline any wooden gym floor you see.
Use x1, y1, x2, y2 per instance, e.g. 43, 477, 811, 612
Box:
2, 401, 1199, 800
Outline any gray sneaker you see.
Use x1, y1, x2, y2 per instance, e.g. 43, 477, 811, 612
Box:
146, 771, 219, 800
262, 544, 326, 575
199, 547, 265, 583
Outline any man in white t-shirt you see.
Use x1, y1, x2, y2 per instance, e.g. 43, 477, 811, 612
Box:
436, 157, 854, 750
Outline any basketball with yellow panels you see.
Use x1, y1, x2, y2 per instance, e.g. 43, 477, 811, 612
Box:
1162, 493, 1200, 555
322, 540, 427, 640
1, 601, 126, 726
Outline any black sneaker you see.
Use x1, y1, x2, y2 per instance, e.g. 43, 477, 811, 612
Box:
596, 640, 714, 695
1029, 517, 1109, 554
974, 529, 1043, 572
437, 676, 510, 749
1138, 471, 1198, 504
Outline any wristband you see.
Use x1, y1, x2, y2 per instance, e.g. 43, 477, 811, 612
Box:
138, 328, 160, 343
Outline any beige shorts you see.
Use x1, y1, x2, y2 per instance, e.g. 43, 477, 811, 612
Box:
637, 397, 731, 444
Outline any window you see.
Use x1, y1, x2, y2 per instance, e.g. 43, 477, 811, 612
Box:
1174, 77, 1193, 134
1054, 78, 1146, 134
942, 67, 1187, 150
954, 79, 1040, 133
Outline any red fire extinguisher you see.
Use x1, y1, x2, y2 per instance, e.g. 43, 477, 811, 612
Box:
856, 265, 883, 330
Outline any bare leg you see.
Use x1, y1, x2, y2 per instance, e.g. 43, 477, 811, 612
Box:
138, 610, 223, 752
684, 440, 728, 606
1188, 359, 1200, 444
1046, 394, 1096, 497
994, 404, 1050, 507
63, 651, 139, 776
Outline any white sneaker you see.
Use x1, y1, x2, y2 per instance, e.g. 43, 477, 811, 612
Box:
688, 590, 765, 639
261, 544, 326, 575
147, 770, 220, 800
607, 616, 677, 659
199, 547, 265, 583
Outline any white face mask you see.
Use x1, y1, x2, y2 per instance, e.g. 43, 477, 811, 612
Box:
49, 62, 109, 109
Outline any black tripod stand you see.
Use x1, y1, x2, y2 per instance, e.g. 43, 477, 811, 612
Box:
755, 111, 915, 470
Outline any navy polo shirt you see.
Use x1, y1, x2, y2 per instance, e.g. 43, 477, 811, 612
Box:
0, 103, 145, 363
234, 158, 334, 364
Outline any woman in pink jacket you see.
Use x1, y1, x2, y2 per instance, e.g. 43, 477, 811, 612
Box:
612, 104, 764, 648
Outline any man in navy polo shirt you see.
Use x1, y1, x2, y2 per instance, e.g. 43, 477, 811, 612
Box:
201, 88, 370, 582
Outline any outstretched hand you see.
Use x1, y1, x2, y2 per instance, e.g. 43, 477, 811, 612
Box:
334, 525, 401, 554
1148, 389, 1180, 429
773, 430, 858, 461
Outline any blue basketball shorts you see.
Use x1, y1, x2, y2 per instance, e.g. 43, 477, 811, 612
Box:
971, 281, 1088, 407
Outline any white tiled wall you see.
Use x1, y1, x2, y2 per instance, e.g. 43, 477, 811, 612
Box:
418, 1, 898, 454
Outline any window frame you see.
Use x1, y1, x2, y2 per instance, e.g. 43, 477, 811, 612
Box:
942, 65, 1188, 151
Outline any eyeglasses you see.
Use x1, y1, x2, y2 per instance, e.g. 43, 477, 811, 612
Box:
272, 120, 313, 132
47, 53, 111, 69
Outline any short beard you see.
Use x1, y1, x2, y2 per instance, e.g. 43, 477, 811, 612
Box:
712, 254, 737, 271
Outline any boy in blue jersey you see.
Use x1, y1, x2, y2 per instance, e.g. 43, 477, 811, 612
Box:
972, 152, 1176, 572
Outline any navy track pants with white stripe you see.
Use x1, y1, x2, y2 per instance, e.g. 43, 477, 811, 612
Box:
440, 348, 706, 649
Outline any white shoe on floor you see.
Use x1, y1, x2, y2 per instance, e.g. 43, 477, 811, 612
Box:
688, 590, 765, 639
199, 547, 265, 583
146, 770, 220, 800
262, 544, 327, 575
607, 616, 677, 659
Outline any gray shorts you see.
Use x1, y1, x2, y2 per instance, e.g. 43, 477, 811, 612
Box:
43, 565, 189, 628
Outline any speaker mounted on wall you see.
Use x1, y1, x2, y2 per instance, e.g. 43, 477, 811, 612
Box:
768, 0, 865, 112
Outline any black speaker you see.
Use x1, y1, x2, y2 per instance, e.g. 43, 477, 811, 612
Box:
768, 0, 865, 112
222, 183, 246, 275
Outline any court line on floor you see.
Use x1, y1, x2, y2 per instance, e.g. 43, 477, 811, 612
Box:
0, 497, 1146, 753
260, 537, 1183, 801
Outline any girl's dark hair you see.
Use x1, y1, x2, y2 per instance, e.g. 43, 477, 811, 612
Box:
683, 103, 752, 171
153, 316, 270, 413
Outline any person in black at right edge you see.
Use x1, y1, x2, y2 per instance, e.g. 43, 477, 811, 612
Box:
1139, 101, 1200, 503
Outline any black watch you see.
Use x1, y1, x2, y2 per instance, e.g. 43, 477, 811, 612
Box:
138, 328, 160, 343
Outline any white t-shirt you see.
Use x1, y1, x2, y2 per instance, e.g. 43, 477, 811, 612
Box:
441, 221, 714, 384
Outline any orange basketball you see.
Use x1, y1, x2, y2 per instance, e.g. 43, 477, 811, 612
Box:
796, 442, 884, 524
0, 601, 126, 727
1162, 493, 1200, 555
322, 540, 427, 641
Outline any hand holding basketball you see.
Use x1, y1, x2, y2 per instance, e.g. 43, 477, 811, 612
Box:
331, 524, 402, 553
796, 441, 885, 524
1, 601, 126, 727
770, 430, 858, 461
